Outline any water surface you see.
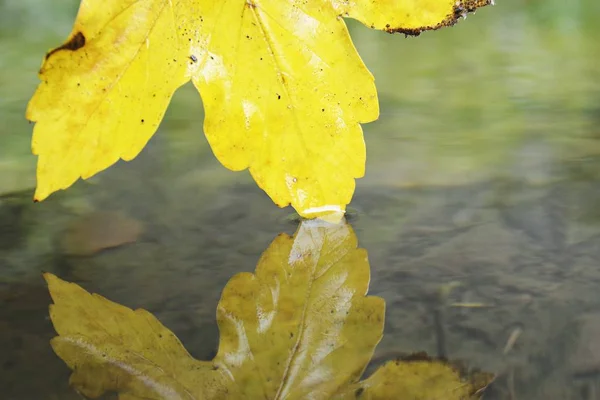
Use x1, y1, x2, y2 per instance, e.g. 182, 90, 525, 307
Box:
2, 0, 600, 398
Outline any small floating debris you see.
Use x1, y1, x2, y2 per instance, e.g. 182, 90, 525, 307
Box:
503, 326, 523, 355
450, 302, 494, 308
60, 211, 143, 256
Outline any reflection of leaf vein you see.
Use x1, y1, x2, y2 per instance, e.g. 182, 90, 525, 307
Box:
279, 230, 330, 398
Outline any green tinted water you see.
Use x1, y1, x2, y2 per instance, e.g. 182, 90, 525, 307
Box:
2, 0, 600, 398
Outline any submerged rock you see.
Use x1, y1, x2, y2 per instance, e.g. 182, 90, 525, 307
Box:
60, 211, 143, 256
569, 313, 600, 376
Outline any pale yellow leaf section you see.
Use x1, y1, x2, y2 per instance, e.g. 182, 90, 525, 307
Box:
45, 219, 385, 399
27, 0, 492, 218
191, 2, 377, 218
27, 0, 190, 201
26, 0, 379, 219
334, 357, 494, 400
333, 0, 493, 34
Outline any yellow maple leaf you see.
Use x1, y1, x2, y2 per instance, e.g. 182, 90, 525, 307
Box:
45, 219, 493, 399
27, 0, 492, 218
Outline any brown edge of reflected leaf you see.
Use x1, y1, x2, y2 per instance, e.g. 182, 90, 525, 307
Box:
384, 0, 494, 37
386, 351, 496, 398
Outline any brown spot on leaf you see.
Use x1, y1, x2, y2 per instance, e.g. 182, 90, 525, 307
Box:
46, 32, 86, 60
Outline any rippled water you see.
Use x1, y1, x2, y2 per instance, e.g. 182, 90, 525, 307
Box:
2, 0, 600, 398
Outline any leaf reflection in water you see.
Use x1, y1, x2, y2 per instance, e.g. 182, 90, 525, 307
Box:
45, 218, 493, 399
